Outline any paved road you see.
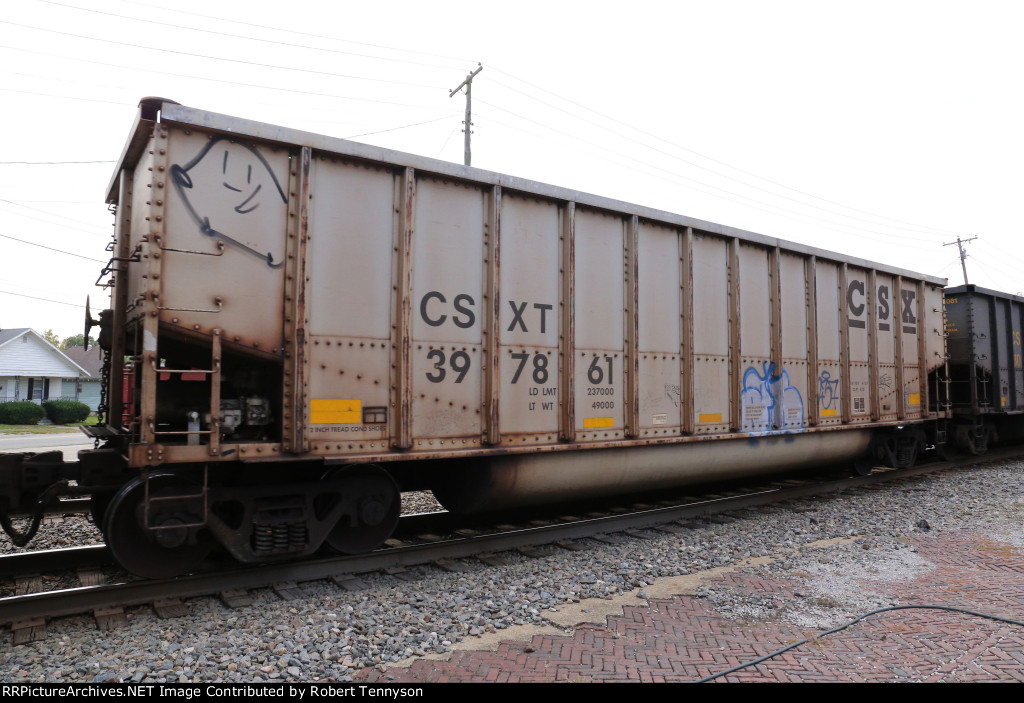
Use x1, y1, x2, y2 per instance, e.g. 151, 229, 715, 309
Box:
0, 433, 93, 460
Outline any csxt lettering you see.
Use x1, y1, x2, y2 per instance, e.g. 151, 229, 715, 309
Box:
420, 291, 476, 328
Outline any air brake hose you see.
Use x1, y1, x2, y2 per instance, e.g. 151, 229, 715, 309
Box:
0, 480, 69, 547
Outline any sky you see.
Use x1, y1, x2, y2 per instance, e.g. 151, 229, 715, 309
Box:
1, 0, 1022, 340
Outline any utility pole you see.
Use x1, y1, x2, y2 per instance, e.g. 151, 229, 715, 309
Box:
449, 64, 483, 166
943, 235, 978, 285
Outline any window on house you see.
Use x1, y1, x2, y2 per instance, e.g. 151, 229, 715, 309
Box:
28, 378, 45, 400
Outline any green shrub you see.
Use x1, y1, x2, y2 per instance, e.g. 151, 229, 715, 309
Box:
0, 401, 46, 425
42, 399, 91, 425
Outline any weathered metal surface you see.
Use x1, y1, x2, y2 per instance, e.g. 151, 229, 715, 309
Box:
945, 285, 1024, 415
432, 429, 874, 513
105, 100, 950, 485
636, 220, 681, 437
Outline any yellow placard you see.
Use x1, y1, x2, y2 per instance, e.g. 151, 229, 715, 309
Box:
311, 399, 362, 424
583, 417, 615, 429
907, 393, 920, 406
698, 413, 723, 423
820, 408, 837, 417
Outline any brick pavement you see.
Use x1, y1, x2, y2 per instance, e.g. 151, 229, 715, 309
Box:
357, 527, 1024, 683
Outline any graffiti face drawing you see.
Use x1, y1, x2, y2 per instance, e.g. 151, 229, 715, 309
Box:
170, 137, 289, 268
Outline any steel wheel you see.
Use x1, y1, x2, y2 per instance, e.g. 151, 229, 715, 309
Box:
322, 465, 400, 555
852, 456, 875, 476
89, 491, 115, 536
103, 474, 213, 579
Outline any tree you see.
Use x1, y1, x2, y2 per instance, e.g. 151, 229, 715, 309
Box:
41, 329, 61, 348
61, 334, 97, 351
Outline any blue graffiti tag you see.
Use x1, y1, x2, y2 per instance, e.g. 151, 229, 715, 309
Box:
818, 370, 840, 410
740, 361, 805, 432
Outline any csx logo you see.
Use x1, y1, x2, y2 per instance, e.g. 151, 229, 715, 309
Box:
419, 291, 554, 333
846, 281, 916, 334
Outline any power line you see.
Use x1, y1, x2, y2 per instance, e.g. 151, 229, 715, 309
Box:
487, 66, 971, 240
37, 0, 469, 72
0, 47, 458, 114
0, 199, 109, 235
0, 232, 106, 262
0, 160, 113, 165
341, 115, 455, 140
474, 103, 942, 250
485, 77, 950, 241
0, 20, 448, 91
0, 289, 85, 308
115, 0, 472, 65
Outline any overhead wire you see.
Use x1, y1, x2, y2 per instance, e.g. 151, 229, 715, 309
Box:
488, 65, 972, 240
3, 2, 1012, 288
24, 2, 944, 250
0, 199, 109, 235
0, 48, 459, 115
0, 289, 85, 308
113, 0, 473, 65
2, 2, 991, 252
340, 115, 455, 141
485, 75, 954, 244
35, 0, 470, 72
0, 20, 449, 91
474, 102, 943, 252
0, 232, 106, 262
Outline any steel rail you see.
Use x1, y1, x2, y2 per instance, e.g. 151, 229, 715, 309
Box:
1, 448, 1021, 633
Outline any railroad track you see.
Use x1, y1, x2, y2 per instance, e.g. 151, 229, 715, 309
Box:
2, 447, 1020, 644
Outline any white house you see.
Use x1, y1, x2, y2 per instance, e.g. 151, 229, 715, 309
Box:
0, 328, 89, 404
61, 344, 104, 411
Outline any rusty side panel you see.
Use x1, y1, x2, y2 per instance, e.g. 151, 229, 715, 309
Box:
408, 176, 485, 448
737, 243, 772, 433
560, 202, 576, 443
625, 216, 639, 438
875, 272, 899, 420
680, 228, 695, 435
815, 262, 842, 426
394, 168, 415, 449
496, 194, 561, 444
727, 238, 741, 431
805, 256, 819, 427
845, 265, 870, 424
572, 208, 625, 441
867, 269, 880, 420
139, 125, 170, 448
301, 157, 396, 453
690, 232, 730, 434
636, 220, 682, 437
483, 185, 501, 446
282, 147, 310, 453
900, 278, 924, 420
779, 252, 810, 431
159, 127, 290, 353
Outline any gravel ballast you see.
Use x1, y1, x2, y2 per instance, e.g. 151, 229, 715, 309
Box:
1, 457, 1022, 683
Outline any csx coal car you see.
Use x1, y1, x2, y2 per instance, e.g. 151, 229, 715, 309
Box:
0, 99, 956, 577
